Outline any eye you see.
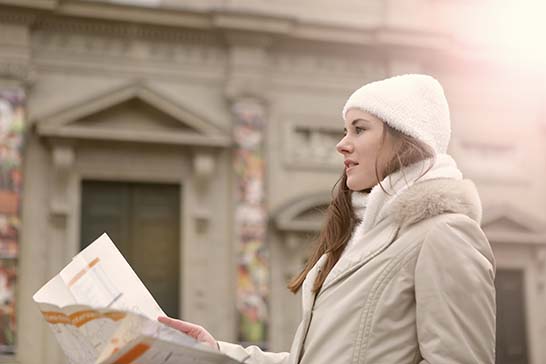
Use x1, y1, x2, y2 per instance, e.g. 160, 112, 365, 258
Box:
355, 127, 366, 134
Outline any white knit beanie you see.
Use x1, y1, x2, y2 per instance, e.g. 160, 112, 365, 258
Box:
342, 74, 451, 154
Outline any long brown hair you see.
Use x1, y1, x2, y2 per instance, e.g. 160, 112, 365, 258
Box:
287, 125, 436, 294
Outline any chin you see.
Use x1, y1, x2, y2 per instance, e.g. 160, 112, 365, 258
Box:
346, 180, 372, 192
347, 182, 367, 191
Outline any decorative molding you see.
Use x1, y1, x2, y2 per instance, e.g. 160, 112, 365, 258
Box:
484, 231, 546, 246
272, 192, 330, 233
35, 82, 231, 147
482, 203, 546, 233
193, 152, 216, 182
280, 231, 315, 282
452, 137, 529, 185
283, 117, 343, 171
375, 27, 454, 51
225, 74, 270, 105
51, 143, 74, 172
214, 12, 294, 37
32, 16, 218, 43
271, 51, 385, 78
0, 7, 37, 24
28, 14, 227, 76
191, 151, 215, 233
31, 23, 226, 67
224, 35, 272, 103
482, 203, 546, 246
55, 0, 211, 29
0, 0, 57, 10
49, 143, 74, 217
1, 1, 511, 69
0, 62, 34, 85
192, 206, 211, 235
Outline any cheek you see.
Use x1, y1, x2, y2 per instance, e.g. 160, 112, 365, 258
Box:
346, 163, 377, 190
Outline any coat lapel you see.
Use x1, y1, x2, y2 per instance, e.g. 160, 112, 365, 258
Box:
292, 254, 327, 364
320, 220, 399, 294
291, 221, 399, 364
301, 254, 327, 315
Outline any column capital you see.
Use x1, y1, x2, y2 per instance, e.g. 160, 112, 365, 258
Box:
49, 142, 75, 218
223, 31, 275, 106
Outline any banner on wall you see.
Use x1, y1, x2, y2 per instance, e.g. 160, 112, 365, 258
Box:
232, 100, 269, 347
0, 89, 24, 355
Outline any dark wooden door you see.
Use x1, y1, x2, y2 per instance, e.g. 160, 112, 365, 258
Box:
495, 269, 529, 364
80, 180, 181, 317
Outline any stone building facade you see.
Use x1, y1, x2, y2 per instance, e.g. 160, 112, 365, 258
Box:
0, 1, 545, 363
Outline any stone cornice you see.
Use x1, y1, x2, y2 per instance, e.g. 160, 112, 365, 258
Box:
32, 15, 219, 44
56, 1, 211, 30
0, 6, 37, 24
0, 0, 57, 10
1, 1, 454, 51
0, 1, 508, 68
212, 10, 295, 37
0, 62, 34, 86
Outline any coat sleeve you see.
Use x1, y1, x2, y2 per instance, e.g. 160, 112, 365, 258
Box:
414, 218, 496, 364
217, 341, 290, 364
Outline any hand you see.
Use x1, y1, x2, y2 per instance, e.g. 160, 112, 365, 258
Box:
158, 316, 218, 350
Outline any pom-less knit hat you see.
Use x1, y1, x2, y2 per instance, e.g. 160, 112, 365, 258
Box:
342, 74, 451, 154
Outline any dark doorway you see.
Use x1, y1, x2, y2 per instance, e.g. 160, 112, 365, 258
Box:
80, 180, 181, 317
495, 269, 529, 364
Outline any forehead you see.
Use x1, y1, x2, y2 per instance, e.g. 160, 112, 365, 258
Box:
344, 108, 383, 126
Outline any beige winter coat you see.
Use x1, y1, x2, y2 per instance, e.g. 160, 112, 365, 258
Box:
219, 178, 496, 364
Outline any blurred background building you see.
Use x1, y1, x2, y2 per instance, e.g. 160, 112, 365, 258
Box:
0, 0, 545, 363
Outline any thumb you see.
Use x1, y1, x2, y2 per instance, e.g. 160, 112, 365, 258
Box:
158, 316, 194, 334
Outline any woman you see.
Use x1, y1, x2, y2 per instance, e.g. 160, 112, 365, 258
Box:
160, 74, 496, 364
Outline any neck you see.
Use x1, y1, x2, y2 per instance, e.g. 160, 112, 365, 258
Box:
360, 154, 463, 231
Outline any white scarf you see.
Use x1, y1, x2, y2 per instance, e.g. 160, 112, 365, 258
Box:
345, 153, 463, 252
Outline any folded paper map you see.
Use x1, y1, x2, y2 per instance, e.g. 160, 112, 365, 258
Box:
33, 233, 240, 364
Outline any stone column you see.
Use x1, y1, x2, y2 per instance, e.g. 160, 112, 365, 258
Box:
0, 87, 25, 356
231, 98, 269, 346
0, 10, 32, 360
225, 32, 272, 347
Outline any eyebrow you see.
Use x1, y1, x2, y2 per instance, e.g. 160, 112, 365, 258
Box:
351, 118, 373, 125
343, 118, 372, 131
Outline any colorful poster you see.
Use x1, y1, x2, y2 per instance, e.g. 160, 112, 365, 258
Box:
232, 100, 269, 347
0, 89, 25, 355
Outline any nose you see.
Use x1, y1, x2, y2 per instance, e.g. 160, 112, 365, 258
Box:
336, 135, 352, 155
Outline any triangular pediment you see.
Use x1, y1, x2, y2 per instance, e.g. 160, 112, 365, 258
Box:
296, 204, 329, 222
481, 205, 545, 234
36, 83, 230, 147
483, 216, 532, 233
273, 192, 330, 233
74, 98, 198, 133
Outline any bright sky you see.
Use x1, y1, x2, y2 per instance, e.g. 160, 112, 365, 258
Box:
471, 0, 546, 68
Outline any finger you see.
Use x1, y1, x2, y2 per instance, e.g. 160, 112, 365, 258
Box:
158, 317, 190, 331
158, 317, 200, 335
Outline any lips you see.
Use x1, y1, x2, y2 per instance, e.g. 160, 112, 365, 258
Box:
344, 159, 359, 170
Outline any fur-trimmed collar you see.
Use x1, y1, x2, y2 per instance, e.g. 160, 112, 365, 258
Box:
385, 178, 482, 229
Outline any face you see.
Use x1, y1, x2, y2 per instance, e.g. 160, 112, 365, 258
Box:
336, 109, 396, 191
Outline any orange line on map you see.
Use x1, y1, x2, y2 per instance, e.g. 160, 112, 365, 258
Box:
104, 311, 126, 321
43, 309, 126, 327
69, 310, 101, 328
88, 257, 100, 268
67, 257, 101, 287
114, 343, 150, 364
42, 311, 72, 325
68, 268, 87, 287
